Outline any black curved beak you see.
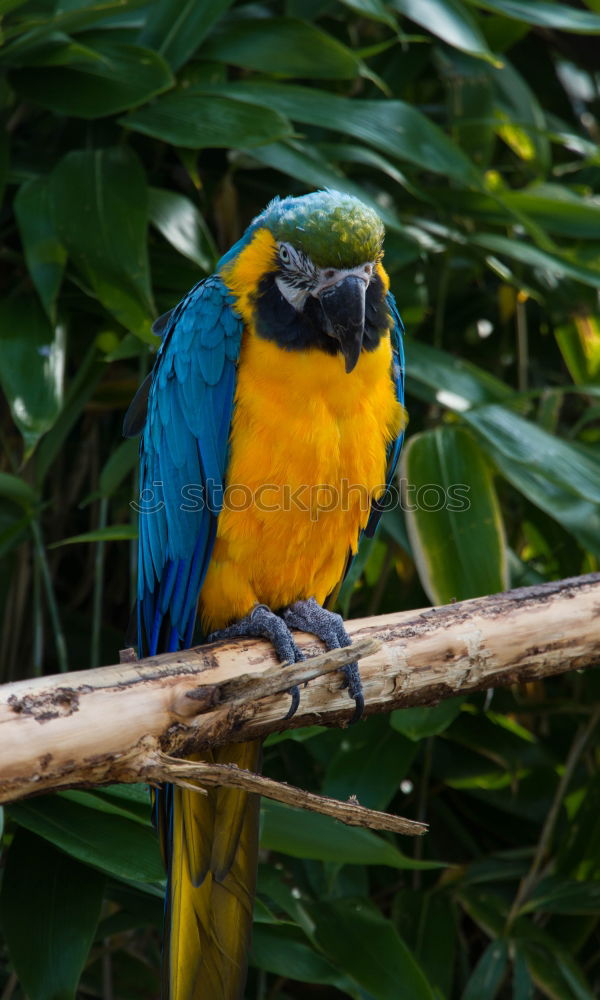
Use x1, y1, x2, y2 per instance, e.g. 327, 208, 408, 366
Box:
318, 274, 366, 374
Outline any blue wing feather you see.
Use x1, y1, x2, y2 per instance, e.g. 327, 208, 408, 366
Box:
364, 291, 405, 537
134, 275, 243, 657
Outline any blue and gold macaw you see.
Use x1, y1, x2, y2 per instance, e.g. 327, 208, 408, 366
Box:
124, 190, 406, 999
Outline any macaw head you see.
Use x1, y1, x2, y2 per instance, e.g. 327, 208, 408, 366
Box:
219, 190, 390, 374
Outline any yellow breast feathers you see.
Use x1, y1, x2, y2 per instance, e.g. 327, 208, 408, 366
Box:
198, 229, 404, 633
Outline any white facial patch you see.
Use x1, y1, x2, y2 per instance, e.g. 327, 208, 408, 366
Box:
275, 242, 375, 312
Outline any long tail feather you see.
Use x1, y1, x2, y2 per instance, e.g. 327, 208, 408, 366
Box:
163, 740, 261, 1000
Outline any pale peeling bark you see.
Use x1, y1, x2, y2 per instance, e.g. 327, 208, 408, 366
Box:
0, 574, 598, 827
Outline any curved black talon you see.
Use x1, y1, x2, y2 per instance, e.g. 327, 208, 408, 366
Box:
207, 604, 304, 719
282, 597, 364, 722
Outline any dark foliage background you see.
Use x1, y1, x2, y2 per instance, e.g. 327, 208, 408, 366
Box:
1, 0, 600, 997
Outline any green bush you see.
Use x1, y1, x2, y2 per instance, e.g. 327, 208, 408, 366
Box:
1, 0, 599, 996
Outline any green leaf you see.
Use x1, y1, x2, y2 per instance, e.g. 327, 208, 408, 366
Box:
466, 0, 600, 32
50, 147, 154, 339
391, 698, 464, 741
251, 923, 351, 987
148, 187, 215, 271
471, 233, 600, 290
0, 294, 65, 456
199, 81, 481, 185
407, 339, 512, 409
462, 939, 508, 1000
311, 899, 436, 1000
323, 717, 418, 810
10, 40, 174, 118
260, 801, 441, 870
463, 405, 600, 505
402, 425, 508, 603
555, 315, 600, 384
339, 0, 398, 28
139, 0, 235, 71
49, 524, 138, 547
521, 876, 600, 915
122, 92, 293, 150
394, 0, 499, 63
8, 795, 164, 884
491, 60, 549, 170
14, 176, 67, 322
0, 828, 104, 1000
0, 472, 38, 509
201, 17, 362, 78
98, 437, 139, 497
3, 0, 149, 48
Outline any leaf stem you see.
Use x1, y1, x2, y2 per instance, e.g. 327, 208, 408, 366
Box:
30, 519, 69, 673
505, 706, 600, 929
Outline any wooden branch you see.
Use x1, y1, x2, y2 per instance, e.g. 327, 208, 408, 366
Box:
144, 752, 427, 837
1, 574, 598, 813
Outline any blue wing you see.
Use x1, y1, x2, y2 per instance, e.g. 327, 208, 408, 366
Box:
129, 275, 243, 657
365, 290, 405, 537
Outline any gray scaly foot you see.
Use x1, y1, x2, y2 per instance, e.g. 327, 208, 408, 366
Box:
208, 604, 304, 719
281, 597, 364, 722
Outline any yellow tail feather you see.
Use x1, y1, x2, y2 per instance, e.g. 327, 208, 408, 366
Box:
164, 741, 261, 1000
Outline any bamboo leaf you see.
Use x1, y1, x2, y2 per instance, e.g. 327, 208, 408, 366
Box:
402, 425, 508, 604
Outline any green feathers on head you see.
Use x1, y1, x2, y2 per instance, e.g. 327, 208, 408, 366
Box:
257, 190, 384, 268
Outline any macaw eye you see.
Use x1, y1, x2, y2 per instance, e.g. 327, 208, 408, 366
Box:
279, 245, 291, 265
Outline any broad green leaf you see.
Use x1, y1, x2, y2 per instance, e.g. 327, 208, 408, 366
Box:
251, 923, 352, 987
521, 877, 600, 915
491, 60, 549, 170
99, 437, 139, 497
394, 0, 498, 63
260, 801, 441, 870
199, 81, 481, 185
472, 233, 600, 290
139, 0, 235, 71
555, 315, 600, 384
407, 339, 512, 409
402, 425, 508, 603
0, 472, 38, 509
463, 404, 600, 505
201, 17, 362, 78
391, 698, 465, 741
311, 899, 436, 1000
436, 48, 496, 166
462, 939, 508, 1000
339, 0, 398, 28
148, 187, 215, 270
512, 950, 534, 1000
34, 344, 104, 485
14, 176, 66, 322
49, 524, 138, 547
8, 795, 164, 884
393, 889, 457, 998
323, 716, 417, 810
0, 294, 65, 455
0, 829, 104, 1000
122, 93, 293, 150
515, 922, 596, 1000
2, 0, 148, 47
59, 790, 151, 827
439, 184, 600, 240
50, 147, 154, 339
483, 452, 600, 557
10, 40, 174, 118
467, 0, 600, 32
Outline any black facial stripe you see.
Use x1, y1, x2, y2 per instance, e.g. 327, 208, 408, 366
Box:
253, 270, 389, 355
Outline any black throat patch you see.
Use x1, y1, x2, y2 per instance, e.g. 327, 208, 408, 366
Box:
253, 270, 390, 356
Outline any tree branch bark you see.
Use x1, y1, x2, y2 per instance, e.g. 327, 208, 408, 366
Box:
1, 573, 598, 811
